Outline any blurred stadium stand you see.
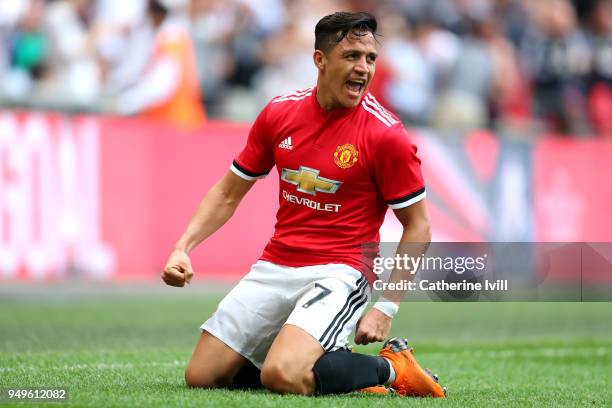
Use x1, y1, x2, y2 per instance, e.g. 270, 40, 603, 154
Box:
1, 0, 611, 281
0, 0, 610, 135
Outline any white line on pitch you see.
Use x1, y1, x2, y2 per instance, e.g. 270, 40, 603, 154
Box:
0, 360, 186, 372
1, 347, 609, 373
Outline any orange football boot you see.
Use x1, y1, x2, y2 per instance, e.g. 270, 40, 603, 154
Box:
358, 386, 395, 395
378, 338, 446, 398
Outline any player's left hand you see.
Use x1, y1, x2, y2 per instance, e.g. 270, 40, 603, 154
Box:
354, 308, 392, 345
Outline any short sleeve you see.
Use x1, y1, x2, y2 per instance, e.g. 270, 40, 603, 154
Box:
373, 125, 426, 209
231, 103, 275, 180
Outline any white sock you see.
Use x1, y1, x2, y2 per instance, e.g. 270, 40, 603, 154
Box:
382, 358, 396, 386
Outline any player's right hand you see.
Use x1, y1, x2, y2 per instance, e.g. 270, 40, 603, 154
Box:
162, 249, 194, 287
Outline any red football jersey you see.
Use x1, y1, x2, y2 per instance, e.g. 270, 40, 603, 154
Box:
231, 87, 425, 283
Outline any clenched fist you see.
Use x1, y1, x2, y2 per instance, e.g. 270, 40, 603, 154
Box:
162, 249, 194, 287
354, 308, 392, 345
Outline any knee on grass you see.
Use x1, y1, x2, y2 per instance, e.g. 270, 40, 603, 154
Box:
260, 362, 315, 395
184, 365, 232, 389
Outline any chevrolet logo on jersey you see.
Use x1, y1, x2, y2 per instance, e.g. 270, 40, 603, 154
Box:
281, 166, 342, 196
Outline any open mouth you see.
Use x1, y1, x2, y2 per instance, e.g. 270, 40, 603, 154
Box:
345, 79, 366, 98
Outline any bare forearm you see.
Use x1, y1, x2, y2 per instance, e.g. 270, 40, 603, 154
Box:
357, 216, 431, 344
175, 173, 253, 253
383, 218, 432, 303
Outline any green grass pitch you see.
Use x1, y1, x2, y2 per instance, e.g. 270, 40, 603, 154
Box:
1, 290, 610, 407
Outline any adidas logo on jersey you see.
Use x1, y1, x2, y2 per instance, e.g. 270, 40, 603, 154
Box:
278, 136, 293, 150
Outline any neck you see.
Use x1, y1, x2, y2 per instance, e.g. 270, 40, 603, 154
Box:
315, 80, 338, 111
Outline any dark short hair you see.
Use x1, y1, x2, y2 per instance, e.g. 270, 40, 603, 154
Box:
314, 12, 377, 52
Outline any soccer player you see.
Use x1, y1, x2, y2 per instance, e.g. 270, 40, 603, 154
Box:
162, 11, 445, 397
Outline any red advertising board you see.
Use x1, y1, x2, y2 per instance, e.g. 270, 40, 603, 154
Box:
1, 112, 611, 281
98, 118, 278, 280
533, 138, 612, 241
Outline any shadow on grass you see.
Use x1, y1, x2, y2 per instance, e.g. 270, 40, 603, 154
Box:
147, 382, 397, 400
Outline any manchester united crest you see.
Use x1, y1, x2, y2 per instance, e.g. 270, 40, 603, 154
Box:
333, 144, 359, 169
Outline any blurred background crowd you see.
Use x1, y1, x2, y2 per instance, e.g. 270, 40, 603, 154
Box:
0, 0, 610, 135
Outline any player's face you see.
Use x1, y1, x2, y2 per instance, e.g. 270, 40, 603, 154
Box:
316, 31, 377, 109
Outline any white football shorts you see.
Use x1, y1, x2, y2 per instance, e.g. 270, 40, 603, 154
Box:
200, 260, 371, 368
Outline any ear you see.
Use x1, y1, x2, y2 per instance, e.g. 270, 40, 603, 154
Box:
313, 50, 326, 71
